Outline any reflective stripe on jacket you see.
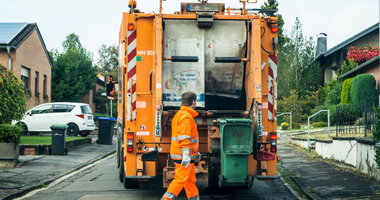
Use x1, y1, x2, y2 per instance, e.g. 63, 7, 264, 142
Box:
170, 106, 199, 161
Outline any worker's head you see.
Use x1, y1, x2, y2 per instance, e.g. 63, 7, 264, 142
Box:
181, 92, 197, 109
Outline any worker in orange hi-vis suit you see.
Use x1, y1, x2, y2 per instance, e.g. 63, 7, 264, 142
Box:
162, 91, 200, 200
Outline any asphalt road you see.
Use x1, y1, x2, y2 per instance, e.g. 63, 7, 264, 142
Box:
21, 156, 296, 200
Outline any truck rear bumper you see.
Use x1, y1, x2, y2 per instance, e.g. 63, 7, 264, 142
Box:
255, 175, 279, 181
125, 175, 156, 180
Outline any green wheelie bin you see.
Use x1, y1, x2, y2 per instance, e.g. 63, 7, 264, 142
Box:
217, 118, 253, 188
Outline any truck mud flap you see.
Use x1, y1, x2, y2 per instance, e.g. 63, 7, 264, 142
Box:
141, 150, 158, 161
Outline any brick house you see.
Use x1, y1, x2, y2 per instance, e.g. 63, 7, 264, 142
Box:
315, 23, 379, 84
0, 23, 52, 110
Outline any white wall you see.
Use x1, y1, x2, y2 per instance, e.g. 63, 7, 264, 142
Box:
291, 139, 379, 180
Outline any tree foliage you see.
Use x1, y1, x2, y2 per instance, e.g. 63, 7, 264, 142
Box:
0, 66, 26, 124
277, 17, 323, 99
261, 0, 286, 45
51, 33, 97, 102
97, 44, 119, 79
339, 60, 358, 76
324, 79, 342, 106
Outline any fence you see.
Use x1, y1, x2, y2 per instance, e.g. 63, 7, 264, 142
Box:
335, 101, 377, 137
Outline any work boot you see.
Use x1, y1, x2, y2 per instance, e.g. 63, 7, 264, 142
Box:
188, 194, 199, 200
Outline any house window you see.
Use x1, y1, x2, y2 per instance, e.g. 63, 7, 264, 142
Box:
43, 75, 47, 96
35, 71, 39, 97
21, 66, 30, 89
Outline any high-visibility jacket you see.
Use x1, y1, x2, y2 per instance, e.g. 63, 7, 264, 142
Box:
170, 106, 199, 161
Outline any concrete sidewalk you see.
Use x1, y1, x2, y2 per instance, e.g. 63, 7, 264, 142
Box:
0, 143, 116, 200
278, 144, 380, 199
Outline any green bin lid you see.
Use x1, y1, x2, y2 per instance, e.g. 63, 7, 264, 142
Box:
50, 124, 67, 129
217, 118, 252, 124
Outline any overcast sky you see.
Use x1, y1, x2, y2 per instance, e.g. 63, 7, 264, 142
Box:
0, 0, 379, 61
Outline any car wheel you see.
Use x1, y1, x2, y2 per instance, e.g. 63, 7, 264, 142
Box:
67, 123, 79, 136
17, 122, 28, 135
79, 131, 90, 137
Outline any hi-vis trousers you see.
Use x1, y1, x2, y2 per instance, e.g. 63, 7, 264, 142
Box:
162, 163, 199, 200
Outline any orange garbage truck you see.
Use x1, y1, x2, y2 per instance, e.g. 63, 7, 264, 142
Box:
116, 0, 279, 189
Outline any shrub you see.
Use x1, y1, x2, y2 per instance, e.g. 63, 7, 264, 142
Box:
0, 124, 22, 143
373, 107, 380, 169
340, 78, 353, 104
354, 117, 365, 126
324, 79, 342, 106
281, 122, 289, 130
293, 123, 301, 129
0, 66, 26, 124
312, 121, 328, 128
350, 74, 379, 108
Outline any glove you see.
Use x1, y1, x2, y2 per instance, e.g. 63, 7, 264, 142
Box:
195, 152, 201, 164
181, 148, 191, 168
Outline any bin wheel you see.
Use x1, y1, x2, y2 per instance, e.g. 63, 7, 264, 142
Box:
218, 174, 225, 189
67, 123, 79, 136
246, 176, 254, 189
79, 131, 90, 137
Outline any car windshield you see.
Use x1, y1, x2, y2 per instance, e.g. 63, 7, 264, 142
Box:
80, 105, 93, 114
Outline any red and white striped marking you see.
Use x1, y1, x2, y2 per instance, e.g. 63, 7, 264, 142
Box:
127, 29, 137, 121
268, 54, 277, 121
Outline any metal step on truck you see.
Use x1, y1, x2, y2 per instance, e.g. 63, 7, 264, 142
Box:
114, 0, 279, 189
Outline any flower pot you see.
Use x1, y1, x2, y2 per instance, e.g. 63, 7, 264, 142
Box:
0, 143, 19, 168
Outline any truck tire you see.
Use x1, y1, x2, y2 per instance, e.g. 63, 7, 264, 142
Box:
208, 156, 220, 190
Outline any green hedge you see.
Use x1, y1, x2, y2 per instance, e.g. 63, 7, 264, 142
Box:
340, 78, 353, 104
350, 74, 379, 107
0, 124, 22, 143
0, 66, 26, 124
312, 121, 328, 128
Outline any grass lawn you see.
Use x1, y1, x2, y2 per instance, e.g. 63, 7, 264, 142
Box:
20, 136, 84, 145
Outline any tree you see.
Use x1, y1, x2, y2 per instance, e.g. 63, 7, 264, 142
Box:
97, 44, 119, 79
0, 65, 26, 124
51, 33, 97, 102
277, 17, 323, 99
261, 0, 287, 45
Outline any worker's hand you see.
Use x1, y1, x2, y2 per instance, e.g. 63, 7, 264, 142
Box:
195, 152, 201, 164
181, 148, 191, 168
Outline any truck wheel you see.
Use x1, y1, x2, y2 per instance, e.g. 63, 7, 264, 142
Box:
208, 156, 220, 191
123, 174, 138, 189
246, 176, 254, 189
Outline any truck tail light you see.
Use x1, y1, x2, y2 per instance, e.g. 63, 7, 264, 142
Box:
75, 114, 84, 119
271, 26, 278, 33
270, 132, 277, 153
128, 24, 135, 31
127, 133, 134, 152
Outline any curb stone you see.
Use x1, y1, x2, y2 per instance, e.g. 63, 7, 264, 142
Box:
2, 149, 116, 200
278, 165, 322, 200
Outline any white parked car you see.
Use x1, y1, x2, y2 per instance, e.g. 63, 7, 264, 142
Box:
15, 102, 95, 137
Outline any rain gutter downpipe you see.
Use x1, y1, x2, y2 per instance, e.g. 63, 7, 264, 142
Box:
7, 46, 12, 71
